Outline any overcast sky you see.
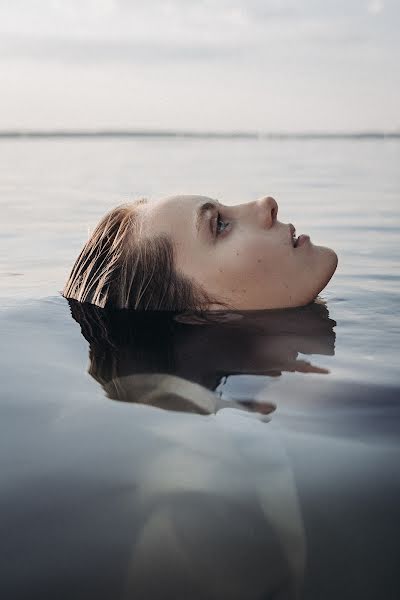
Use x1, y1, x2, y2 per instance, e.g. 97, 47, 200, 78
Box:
0, 0, 399, 132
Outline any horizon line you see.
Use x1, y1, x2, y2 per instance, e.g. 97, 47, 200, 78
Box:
0, 128, 399, 140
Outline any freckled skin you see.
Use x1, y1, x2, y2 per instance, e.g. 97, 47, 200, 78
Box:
142, 194, 338, 310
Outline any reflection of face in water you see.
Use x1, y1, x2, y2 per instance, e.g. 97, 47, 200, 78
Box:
69, 300, 336, 414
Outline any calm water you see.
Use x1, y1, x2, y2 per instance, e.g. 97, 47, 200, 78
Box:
1, 137, 400, 599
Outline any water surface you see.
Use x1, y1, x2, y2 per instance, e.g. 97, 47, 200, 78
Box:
1, 137, 399, 599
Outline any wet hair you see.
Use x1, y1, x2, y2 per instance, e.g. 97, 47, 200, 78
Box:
63, 200, 217, 310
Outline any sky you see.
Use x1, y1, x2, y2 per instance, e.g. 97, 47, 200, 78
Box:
0, 0, 399, 133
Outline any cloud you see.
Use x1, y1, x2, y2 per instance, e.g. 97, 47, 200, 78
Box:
0, 34, 245, 65
0, 0, 386, 67
0, 0, 393, 44
367, 1, 385, 15
0, 0, 398, 131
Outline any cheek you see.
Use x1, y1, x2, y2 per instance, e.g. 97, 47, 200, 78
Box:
239, 239, 284, 269
219, 240, 283, 283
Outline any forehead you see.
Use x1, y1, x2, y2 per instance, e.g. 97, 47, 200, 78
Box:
143, 195, 213, 237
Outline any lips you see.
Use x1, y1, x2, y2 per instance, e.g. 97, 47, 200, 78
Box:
296, 234, 310, 247
289, 223, 297, 247
289, 224, 309, 248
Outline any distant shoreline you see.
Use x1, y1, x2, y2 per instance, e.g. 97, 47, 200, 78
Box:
0, 130, 399, 140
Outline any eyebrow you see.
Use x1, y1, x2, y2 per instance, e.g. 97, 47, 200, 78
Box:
195, 201, 218, 236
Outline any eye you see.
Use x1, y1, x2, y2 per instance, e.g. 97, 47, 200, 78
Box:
215, 212, 230, 236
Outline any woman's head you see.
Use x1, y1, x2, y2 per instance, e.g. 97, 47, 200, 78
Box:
62, 199, 213, 310
63, 194, 337, 310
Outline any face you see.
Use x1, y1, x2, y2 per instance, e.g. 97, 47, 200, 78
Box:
140, 195, 338, 310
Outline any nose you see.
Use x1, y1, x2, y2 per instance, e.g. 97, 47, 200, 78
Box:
256, 196, 278, 228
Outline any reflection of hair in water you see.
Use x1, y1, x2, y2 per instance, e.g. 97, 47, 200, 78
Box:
71, 300, 249, 414
69, 299, 336, 413
70, 300, 176, 398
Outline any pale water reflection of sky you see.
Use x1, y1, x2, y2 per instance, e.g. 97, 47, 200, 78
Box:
0, 0, 399, 132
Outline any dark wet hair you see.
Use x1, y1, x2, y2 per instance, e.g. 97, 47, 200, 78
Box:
63, 201, 218, 310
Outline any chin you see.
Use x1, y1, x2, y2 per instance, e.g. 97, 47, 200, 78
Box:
325, 246, 338, 274
317, 246, 338, 292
